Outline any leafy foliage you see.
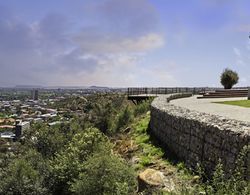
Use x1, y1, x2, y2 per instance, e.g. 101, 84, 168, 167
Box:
5, 94, 248, 195
0, 94, 153, 195
220, 68, 239, 89
0, 157, 48, 195
50, 128, 110, 194
134, 99, 152, 117
197, 145, 250, 195
23, 123, 70, 158
116, 106, 134, 131
70, 152, 136, 195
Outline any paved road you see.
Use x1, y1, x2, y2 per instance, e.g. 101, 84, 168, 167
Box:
170, 95, 250, 122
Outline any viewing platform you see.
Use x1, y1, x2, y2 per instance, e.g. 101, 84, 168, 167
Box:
127, 87, 249, 103
127, 87, 204, 104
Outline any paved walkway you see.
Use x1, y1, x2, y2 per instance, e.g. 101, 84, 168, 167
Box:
170, 95, 250, 122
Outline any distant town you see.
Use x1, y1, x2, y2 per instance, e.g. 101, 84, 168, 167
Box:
0, 87, 126, 143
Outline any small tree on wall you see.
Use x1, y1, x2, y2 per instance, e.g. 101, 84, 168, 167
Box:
220, 68, 239, 89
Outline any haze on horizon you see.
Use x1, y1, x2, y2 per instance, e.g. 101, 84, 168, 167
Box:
0, 0, 250, 88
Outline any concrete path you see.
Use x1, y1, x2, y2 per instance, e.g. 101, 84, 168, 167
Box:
170, 95, 250, 122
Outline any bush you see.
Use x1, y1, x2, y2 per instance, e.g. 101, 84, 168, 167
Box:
201, 145, 250, 195
70, 152, 136, 195
134, 100, 151, 117
50, 128, 110, 194
220, 68, 239, 89
116, 106, 133, 131
0, 158, 48, 195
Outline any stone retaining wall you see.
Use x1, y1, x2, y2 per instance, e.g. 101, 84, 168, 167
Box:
150, 94, 250, 176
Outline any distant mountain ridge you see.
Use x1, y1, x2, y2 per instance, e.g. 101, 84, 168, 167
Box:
13, 85, 123, 90
15, 85, 43, 89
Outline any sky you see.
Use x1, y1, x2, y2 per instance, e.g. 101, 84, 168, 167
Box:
0, 0, 250, 87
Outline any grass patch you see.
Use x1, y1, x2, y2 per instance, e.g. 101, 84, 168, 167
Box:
214, 100, 250, 108
140, 156, 153, 166
135, 134, 150, 144
132, 114, 164, 168
132, 114, 164, 159
119, 112, 250, 194
130, 114, 199, 191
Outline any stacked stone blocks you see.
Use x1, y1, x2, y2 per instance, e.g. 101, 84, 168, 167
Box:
150, 95, 250, 176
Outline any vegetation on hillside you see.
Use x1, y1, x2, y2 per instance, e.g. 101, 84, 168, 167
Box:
0, 94, 138, 194
0, 94, 249, 194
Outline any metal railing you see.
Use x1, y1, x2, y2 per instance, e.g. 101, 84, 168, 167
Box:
127, 87, 223, 96
127, 87, 250, 97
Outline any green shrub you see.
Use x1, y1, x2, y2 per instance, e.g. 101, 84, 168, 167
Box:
134, 100, 151, 117
69, 152, 136, 195
135, 134, 150, 144
50, 128, 110, 194
0, 158, 48, 195
23, 123, 69, 158
116, 106, 134, 131
139, 155, 152, 167
220, 68, 239, 89
202, 145, 250, 195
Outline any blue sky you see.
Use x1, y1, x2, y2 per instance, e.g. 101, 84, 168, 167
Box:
0, 0, 250, 87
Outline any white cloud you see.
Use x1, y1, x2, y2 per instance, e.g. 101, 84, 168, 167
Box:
0, 0, 165, 87
75, 33, 164, 54
246, 40, 250, 51
120, 33, 164, 52
51, 54, 140, 87
233, 47, 241, 57
233, 47, 246, 67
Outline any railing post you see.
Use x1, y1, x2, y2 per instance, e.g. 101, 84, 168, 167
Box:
248, 87, 250, 100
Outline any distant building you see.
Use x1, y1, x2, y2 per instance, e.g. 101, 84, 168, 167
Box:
41, 113, 57, 120
0, 131, 15, 140
0, 125, 15, 130
48, 121, 62, 126
31, 90, 39, 100
33, 118, 43, 123
15, 121, 30, 138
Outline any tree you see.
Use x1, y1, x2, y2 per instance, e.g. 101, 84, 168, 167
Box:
24, 123, 67, 158
220, 68, 239, 89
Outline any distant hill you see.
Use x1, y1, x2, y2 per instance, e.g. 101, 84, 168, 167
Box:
88, 86, 110, 90
13, 85, 126, 90
15, 85, 43, 89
